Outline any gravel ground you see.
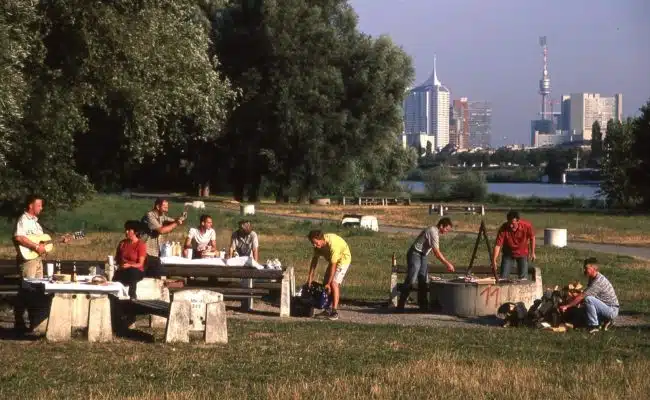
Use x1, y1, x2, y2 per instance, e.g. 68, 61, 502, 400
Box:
1, 299, 645, 340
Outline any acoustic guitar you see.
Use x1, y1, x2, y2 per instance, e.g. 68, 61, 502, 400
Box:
18, 231, 86, 261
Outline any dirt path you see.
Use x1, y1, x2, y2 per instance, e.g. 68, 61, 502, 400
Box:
225, 300, 647, 330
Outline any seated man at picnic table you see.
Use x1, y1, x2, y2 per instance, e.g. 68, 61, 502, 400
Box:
306, 230, 352, 321
113, 220, 147, 299
491, 210, 536, 280
559, 257, 619, 333
184, 214, 217, 258
228, 220, 259, 261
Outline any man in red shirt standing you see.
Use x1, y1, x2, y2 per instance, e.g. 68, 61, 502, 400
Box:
491, 211, 536, 280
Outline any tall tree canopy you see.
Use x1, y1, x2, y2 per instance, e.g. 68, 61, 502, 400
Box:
0, 0, 236, 212
214, 0, 415, 201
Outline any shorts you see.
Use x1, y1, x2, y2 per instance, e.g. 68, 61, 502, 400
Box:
332, 264, 350, 285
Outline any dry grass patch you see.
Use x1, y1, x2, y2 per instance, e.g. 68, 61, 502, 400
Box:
211, 203, 650, 245
263, 355, 650, 400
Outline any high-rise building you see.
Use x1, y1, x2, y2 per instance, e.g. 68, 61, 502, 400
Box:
468, 101, 492, 149
403, 56, 450, 151
450, 98, 469, 149
565, 93, 623, 140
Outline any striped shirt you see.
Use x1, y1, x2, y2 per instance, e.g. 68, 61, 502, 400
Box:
584, 273, 619, 307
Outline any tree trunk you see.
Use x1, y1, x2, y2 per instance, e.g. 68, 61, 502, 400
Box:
247, 174, 260, 203
233, 182, 245, 202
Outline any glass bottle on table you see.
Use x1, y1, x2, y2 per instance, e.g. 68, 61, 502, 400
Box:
71, 262, 77, 283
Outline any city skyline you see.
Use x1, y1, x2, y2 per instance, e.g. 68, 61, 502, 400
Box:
349, 0, 650, 147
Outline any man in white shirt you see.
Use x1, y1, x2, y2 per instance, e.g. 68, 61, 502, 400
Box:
12, 195, 51, 332
184, 214, 217, 258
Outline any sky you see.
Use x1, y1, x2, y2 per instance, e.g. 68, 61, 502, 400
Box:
348, 0, 650, 147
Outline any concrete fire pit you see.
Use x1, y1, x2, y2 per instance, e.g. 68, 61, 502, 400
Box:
429, 268, 543, 317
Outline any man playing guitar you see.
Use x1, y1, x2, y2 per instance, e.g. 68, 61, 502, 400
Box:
12, 195, 69, 332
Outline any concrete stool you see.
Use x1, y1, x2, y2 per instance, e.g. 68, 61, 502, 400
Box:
165, 289, 227, 344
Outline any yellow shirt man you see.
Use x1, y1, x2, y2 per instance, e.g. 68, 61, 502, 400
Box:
314, 233, 352, 267
307, 231, 351, 320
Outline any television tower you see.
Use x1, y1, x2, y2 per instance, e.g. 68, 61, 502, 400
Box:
538, 36, 551, 120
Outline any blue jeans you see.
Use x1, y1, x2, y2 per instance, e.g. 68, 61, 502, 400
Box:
584, 295, 619, 327
397, 248, 429, 309
500, 254, 529, 279
404, 248, 428, 286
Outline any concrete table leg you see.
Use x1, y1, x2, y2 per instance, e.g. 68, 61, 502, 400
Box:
241, 278, 253, 311
204, 302, 228, 344
46, 294, 73, 342
165, 300, 191, 343
88, 295, 112, 342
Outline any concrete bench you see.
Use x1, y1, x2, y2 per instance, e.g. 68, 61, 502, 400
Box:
162, 265, 295, 317
120, 289, 227, 344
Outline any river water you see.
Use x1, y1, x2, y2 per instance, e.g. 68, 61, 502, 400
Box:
400, 181, 601, 199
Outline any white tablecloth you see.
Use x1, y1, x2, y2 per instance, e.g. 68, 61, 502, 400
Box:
23, 276, 130, 299
160, 256, 265, 269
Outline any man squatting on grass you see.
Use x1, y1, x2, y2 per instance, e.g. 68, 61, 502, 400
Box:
491, 210, 536, 280
559, 257, 619, 333
397, 218, 455, 312
306, 230, 352, 321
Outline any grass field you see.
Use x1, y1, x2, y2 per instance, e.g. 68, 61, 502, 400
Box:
0, 321, 649, 399
211, 202, 650, 246
1, 195, 649, 399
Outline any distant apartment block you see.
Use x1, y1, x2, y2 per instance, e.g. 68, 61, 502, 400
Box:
467, 101, 492, 149
566, 93, 623, 140
450, 98, 469, 149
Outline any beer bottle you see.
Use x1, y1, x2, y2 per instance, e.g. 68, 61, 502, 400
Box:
71, 262, 77, 283
391, 252, 397, 268
55, 259, 62, 275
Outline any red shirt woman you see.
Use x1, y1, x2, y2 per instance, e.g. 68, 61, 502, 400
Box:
113, 220, 147, 298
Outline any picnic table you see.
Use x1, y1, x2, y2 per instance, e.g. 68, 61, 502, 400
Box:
22, 276, 127, 342
160, 256, 295, 317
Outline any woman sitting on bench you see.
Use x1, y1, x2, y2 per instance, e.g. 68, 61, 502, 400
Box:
113, 220, 147, 298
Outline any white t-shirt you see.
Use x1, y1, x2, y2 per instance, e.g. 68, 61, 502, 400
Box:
14, 213, 44, 237
188, 228, 216, 251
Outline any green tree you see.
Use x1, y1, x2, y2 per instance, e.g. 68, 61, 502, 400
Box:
600, 118, 638, 206
425, 141, 433, 156
450, 171, 487, 201
0, 1, 94, 214
628, 99, 650, 207
424, 166, 453, 200
215, 0, 413, 201
590, 120, 603, 162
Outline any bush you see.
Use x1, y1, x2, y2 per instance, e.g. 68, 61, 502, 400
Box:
423, 166, 453, 200
450, 171, 487, 201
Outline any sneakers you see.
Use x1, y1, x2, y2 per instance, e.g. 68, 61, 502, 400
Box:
314, 308, 340, 320
314, 309, 331, 319
327, 310, 340, 321
588, 326, 600, 334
